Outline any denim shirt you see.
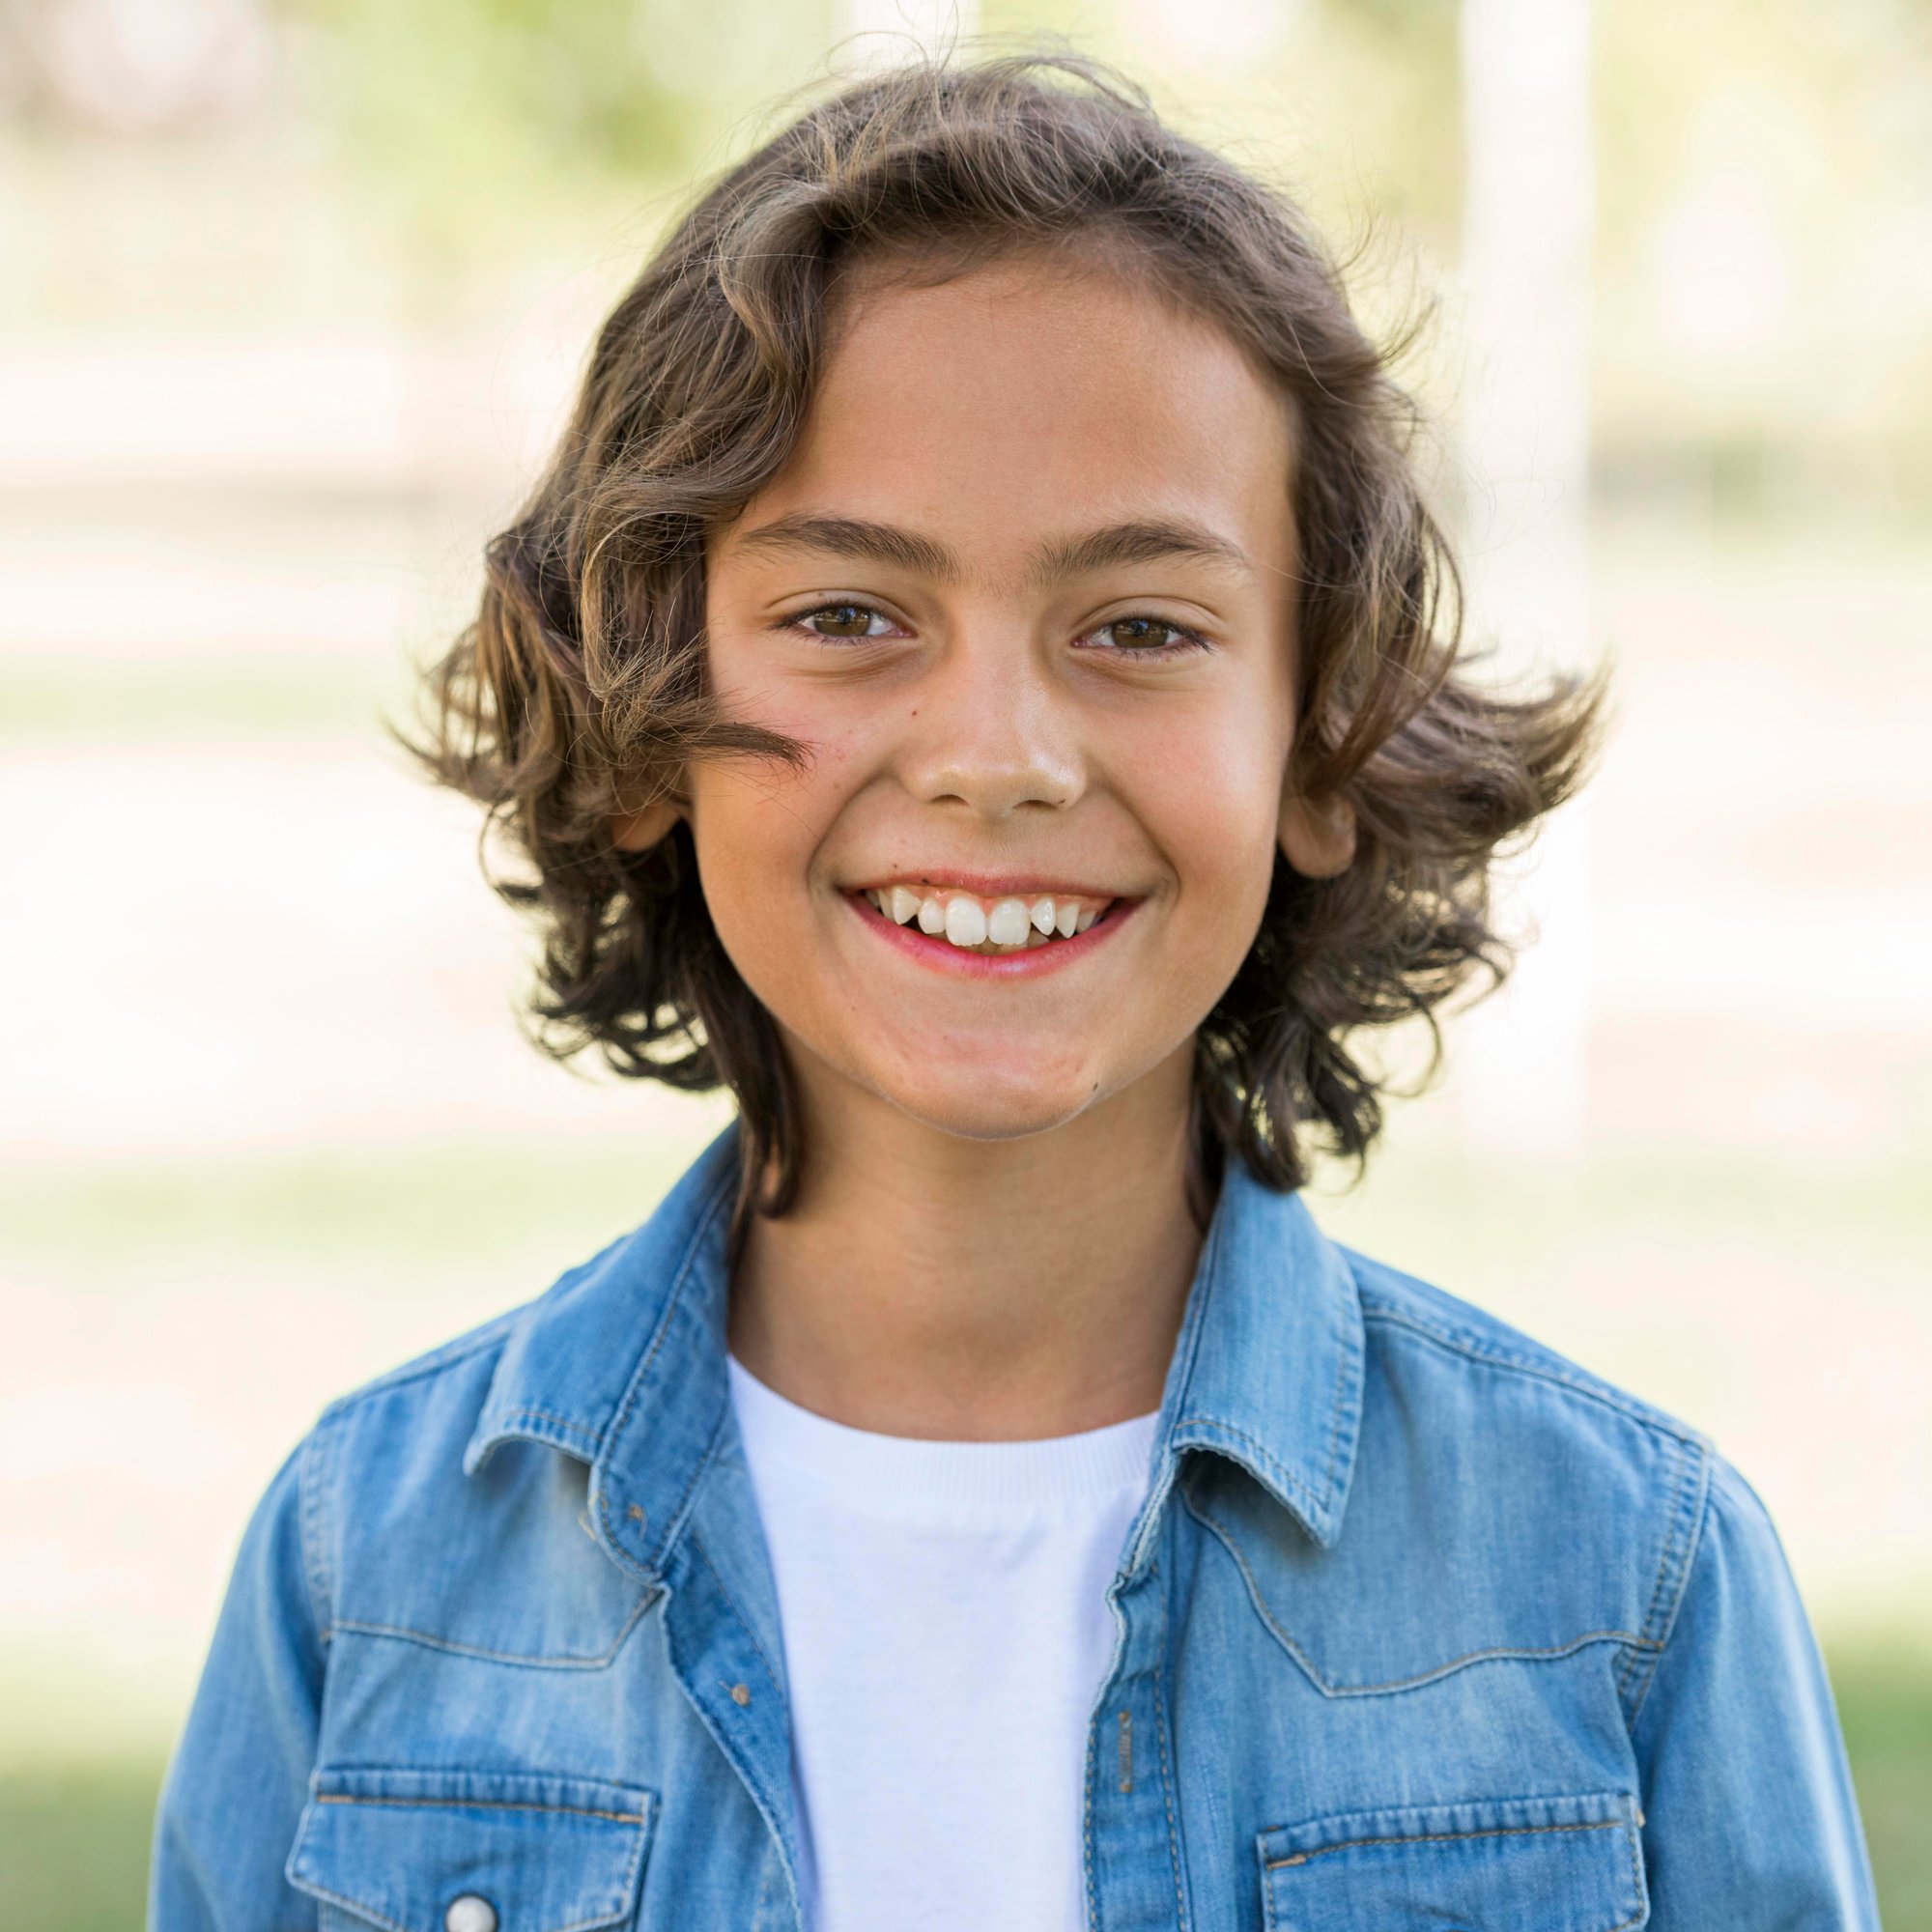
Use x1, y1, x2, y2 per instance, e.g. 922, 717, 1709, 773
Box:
149, 1121, 1882, 1931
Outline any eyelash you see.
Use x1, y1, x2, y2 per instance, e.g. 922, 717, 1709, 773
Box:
781, 603, 1211, 660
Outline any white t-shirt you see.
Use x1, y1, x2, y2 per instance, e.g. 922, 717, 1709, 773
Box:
725, 1351, 1160, 1932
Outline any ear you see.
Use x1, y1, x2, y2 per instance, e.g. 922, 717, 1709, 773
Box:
609, 788, 687, 852
1278, 784, 1356, 879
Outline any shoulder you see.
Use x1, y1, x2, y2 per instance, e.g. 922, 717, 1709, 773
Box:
1326, 1240, 1715, 1692
1340, 1238, 1711, 1453
297, 1224, 631, 1516
1337, 1238, 1714, 1547
284, 1230, 659, 1663
316, 1303, 528, 1432
306, 1221, 639, 1464
295, 1303, 538, 1548
311, 1295, 536, 1441
293, 1302, 539, 1629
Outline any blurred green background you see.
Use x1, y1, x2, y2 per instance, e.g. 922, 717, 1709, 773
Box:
2, 0, 1928, 1924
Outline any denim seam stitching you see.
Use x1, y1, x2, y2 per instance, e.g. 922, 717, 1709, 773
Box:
1172, 1417, 1326, 1530
303, 1792, 649, 1932
1081, 1657, 1102, 1932
1170, 1203, 1226, 1398
1267, 1808, 1646, 1917
316, 1320, 521, 1422
1183, 1488, 1656, 1696
1264, 1786, 1635, 1834
649, 1370, 735, 1578
1615, 1431, 1690, 1710
1358, 1301, 1707, 1445
315, 1792, 646, 1825
688, 1523, 788, 1704
1318, 1283, 1357, 1511
1263, 1815, 1647, 1932
1621, 1437, 1713, 1728
552, 1902, 641, 1932
1264, 1814, 1626, 1864
329, 1585, 655, 1669
478, 1406, 603, 1450
663, 1588, 802, 1916
1621, 1806, 1644, 1923
1122, 1205, 1228, 1580
291, 1874, 408, 1932
1176, 1197, 1371, 1542
595, 1165, 737, 1570
1644, 1433, 1704, 1648
298, 1413, 336, 1647
1153, 1646, 1189, 1932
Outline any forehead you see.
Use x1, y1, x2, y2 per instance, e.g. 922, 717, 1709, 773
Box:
726, 253, 1298, 575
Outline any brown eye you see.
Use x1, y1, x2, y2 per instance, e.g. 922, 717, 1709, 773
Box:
1107, 617, 1179, 650
804, 604, 880, 639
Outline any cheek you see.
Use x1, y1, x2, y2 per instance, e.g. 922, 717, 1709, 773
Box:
700, 634, 874, 816
1123, 699, 1289, 923
681, 721, 867, 991
682, 778, 811, 1034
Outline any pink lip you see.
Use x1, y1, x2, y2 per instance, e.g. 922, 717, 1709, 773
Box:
845, 890, 1138, 979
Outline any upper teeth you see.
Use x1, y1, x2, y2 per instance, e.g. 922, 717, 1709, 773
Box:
864, 885, 1106, 952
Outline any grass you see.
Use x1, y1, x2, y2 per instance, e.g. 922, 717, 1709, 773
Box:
1833, 1635, 1932, 1930
1, 1759, 163, 1932
6, 1634, 1925, 1930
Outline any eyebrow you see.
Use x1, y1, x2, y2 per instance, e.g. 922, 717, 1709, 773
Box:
727, 512, 1252, 586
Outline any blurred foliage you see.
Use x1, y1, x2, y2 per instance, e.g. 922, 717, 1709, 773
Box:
1595, 0, 1932, 499
262, 0, 1473, 303
276, 0, 837, 270
7, 0, 1931, 501
259, 0, 1932, 508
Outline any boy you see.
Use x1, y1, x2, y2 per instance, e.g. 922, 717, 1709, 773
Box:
151, 52, 1881, 1932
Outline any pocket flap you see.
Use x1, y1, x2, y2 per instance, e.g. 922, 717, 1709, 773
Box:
286, 1766, 656, 1932
1259, 1788, 1647, 1932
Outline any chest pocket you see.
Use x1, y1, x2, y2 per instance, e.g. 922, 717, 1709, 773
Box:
285, 1766, 657, 1932
1259, 1789, 1648, 1932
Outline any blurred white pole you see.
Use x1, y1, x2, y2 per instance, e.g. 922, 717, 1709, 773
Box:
838, 0, 979, 54
1454, 0, 1596, 1157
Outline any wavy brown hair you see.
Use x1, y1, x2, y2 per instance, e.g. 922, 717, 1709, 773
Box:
394, 49, 1605, 1253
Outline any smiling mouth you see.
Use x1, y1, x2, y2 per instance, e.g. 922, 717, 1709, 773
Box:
852, 883, 1117, 955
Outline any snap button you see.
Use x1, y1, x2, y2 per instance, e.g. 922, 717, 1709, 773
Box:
444, 1894, 497, 1932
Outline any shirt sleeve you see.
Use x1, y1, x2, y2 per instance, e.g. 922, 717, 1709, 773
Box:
148, 1430, 329, 1931
1629, 1449, 1883, 1931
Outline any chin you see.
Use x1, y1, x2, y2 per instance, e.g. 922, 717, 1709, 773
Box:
870, 1065, 1103, 1145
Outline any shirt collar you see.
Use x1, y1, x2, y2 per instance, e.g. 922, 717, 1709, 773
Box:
1145, 1145, 1366, 1554
463, 1117, 1366, 1577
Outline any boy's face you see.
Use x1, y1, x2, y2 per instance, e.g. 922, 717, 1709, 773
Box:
619, 253, 1352, 1151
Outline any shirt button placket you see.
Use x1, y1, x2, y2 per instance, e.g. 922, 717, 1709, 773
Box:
1087, 1565, 1188, 1932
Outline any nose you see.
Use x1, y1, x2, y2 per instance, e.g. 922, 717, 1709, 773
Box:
896, 622, 1085, 820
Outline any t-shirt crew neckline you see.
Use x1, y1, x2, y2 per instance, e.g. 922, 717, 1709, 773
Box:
724, 1350, 1161, 1520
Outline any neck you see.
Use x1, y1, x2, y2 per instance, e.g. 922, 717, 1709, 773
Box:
724, 1042, 1208, 1440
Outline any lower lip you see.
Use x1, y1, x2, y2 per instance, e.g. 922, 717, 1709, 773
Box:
846, 893, 1138, 979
